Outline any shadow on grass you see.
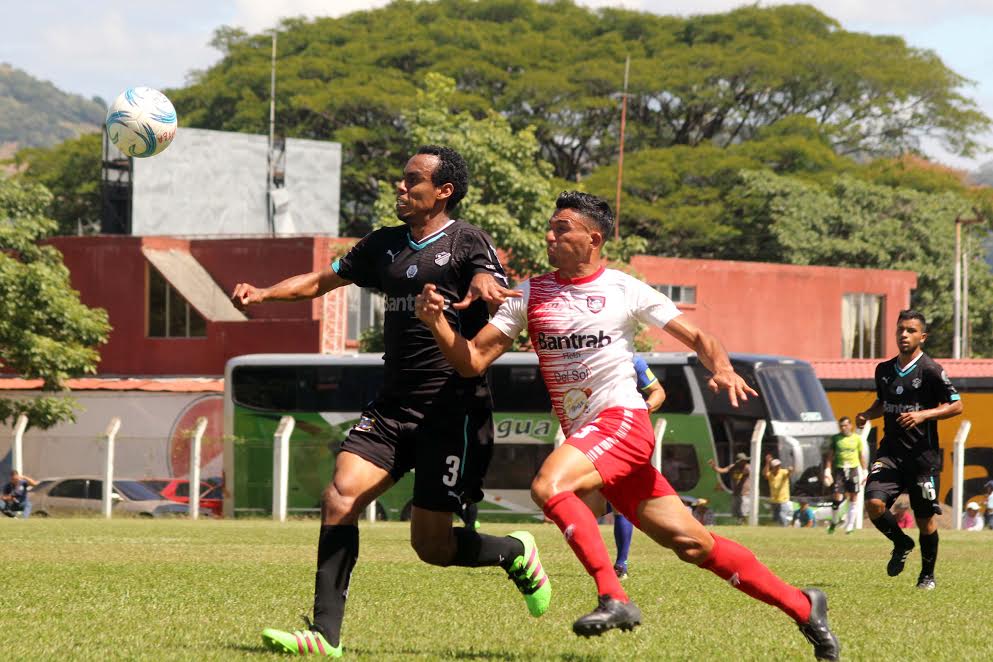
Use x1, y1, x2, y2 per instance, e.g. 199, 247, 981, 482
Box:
323, 646, 607, 660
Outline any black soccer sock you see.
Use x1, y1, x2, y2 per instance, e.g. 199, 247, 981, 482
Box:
919, 530, 939, 576
460, 501, 479, 529
831, 499, 841, 524
451, 527, 524, 569
870, 510, 913, 546
312, 525, 359, 647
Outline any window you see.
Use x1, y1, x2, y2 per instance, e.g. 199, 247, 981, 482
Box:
232, 365, 385, 412
148, 266, 207, 338
645, 364, 693, 413
652, 284, 696, 305
49, 479, 87, 498
659, 444, 700, 491
488, 365, 552, 412
841, 293, 884, 358
347, 285, 384, 341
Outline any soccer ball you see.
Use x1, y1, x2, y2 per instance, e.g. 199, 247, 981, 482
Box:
105, 87, 177, 158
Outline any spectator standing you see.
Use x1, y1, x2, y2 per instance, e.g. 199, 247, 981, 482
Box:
708, 453, 751, 524
763, 455, 793, 527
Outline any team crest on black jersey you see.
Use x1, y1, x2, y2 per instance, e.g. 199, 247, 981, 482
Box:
587, 296, 606, 313
406, 265, 418, 278
912, 377, 922, 389
434, 251, 451, 266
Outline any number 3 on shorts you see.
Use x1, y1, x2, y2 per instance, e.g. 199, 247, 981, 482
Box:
920, 479, 936, 501
442, 455, 461, 487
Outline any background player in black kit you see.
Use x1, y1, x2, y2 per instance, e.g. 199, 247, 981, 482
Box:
856, 310, 963, 591
232, 146, 551, 657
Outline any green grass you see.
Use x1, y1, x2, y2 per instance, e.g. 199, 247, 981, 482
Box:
1, 519, 991, 661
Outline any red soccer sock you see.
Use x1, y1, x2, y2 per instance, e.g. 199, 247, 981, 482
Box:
700, 534, 812, 623
543, 491, 627, 602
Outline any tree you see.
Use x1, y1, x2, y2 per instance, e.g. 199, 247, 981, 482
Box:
729, 171, 993, 357
371, 73, 556, 278
0, 179, 110, 428
170, 1, 988, 232
15, 132, 103, 235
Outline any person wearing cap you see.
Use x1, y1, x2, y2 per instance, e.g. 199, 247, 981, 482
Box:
764, 454, 794, 527
708, 453, 752, 524
693, 498, 715, 526
983, 480, 993, 530
962, 502, 984, 532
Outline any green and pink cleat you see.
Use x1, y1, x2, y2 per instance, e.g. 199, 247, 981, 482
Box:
505, 530, 552, 617
262, 625, 342, 658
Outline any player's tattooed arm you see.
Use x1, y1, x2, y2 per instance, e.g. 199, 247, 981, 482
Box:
453, 272, 522, 315
231, 268, 350, 308
416, 283, 514, 376
661, 315, 757, 408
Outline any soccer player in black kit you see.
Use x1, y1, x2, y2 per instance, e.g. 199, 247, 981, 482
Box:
856, 310, 963, 591
232, 146, 551, 657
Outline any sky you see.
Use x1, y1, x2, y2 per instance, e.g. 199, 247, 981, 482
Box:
2, 0, 991, 171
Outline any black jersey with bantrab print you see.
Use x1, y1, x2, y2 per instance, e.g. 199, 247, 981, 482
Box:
332, 219, 507, 402
874, 352, 960, 462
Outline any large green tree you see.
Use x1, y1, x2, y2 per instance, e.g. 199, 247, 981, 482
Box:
729, 171, 993, 357
170, 0, 987, 233
0, 179, 110, 428
15, 132, 103, 235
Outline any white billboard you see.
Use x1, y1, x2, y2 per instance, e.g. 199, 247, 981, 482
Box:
131, 127, 340, 236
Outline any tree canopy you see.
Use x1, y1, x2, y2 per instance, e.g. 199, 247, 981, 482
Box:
0, 179, 110, 428
170, 0, 988, 234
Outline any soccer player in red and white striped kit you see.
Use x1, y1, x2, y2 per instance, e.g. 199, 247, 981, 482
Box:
416, 191, 840, 660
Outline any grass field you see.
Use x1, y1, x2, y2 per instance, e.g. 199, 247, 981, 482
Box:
2, 519, 991, 661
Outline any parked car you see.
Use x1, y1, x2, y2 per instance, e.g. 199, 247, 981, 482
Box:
140, 478, 224, 517
30, 477, 189, 517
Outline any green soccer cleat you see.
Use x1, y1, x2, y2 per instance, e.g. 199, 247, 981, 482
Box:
262, 627, 342, 657
505, 530, 551, 617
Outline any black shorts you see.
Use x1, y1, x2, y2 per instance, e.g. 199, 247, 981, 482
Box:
831, 468, 861, 496
340, 397, 494, 513
865, 450, 941, 519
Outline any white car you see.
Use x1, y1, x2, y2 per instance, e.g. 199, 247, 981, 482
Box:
30, 477, 189, 518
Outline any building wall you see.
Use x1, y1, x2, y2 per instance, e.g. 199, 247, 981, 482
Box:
46, 236, 919, 376
49, 236, 323, 375
629, 256, 917, 359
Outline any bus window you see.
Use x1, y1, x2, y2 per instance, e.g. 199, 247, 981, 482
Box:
489, 364, 552, 412
692, 364, 767, 420
755, 364, 833, 423
484, 445, 552, 489
232, 365, 384, 412
659, 444, 700, 491
645, 364, 693, 413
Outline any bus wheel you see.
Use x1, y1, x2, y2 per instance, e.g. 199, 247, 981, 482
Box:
400, 500, 413, 522
376, 502, 387, 521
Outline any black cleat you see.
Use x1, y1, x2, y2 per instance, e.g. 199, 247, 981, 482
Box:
798, 588, 840, 661
916, 574, 935, 590
572, 595, 641, 637
886, 539, 915, 577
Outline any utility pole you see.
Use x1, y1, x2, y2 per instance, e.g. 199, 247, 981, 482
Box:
953, 212, 982, 359
614, 55, 630, 241
266, 30, 277, 236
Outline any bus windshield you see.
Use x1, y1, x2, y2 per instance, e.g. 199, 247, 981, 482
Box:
755, 364, 833, 423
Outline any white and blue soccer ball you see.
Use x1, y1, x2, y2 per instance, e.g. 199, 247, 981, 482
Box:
105, 87, 177, 158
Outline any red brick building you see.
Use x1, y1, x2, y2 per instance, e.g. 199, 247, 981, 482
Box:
48, 236, 918, 375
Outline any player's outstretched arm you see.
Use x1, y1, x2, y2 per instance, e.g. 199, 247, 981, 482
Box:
416, 283, 514, 376
662, 316, 757, 408
453, 272, 522, 313
231, 268, 349, 309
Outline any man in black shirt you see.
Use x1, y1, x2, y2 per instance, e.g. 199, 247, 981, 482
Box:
232, 146, 551, 657
856, 310, 962, 591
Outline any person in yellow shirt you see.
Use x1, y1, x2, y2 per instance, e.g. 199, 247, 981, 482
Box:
763, 454, 794, 526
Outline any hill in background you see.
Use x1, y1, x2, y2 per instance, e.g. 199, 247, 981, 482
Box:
0, 63, 104, 150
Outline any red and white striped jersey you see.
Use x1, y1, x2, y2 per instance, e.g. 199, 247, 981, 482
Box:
489, 266, 681, 435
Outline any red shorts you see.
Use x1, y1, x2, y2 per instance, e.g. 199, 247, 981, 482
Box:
564, 407, 676, 526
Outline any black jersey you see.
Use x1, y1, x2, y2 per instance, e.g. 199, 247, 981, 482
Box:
874, 352, 959, 460
333, 219, 507, 401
